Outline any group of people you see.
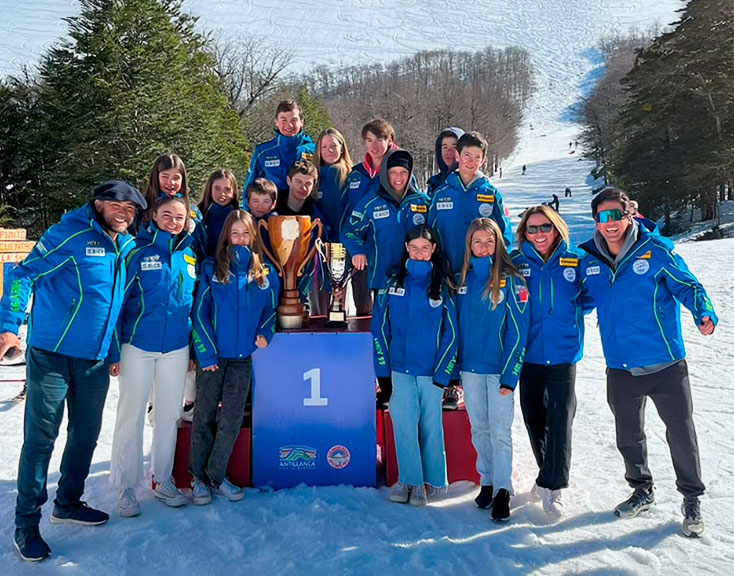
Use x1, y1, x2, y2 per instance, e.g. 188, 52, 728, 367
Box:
0, 97, 718, 563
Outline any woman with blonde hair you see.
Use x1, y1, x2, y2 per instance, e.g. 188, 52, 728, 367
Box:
511, 205, 587, 517
313, 128, 353, 237
456, 218, 529, 522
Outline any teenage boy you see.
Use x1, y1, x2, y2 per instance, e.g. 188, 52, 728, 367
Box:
339, 118, 398, 316
342, 148, 430, 406
426, 127, 464, 196
243, 99, 315, 194
246, 178, 278, 221
0, 181, 146, 562
428, 131, 511, 275
579, 187, 717, 538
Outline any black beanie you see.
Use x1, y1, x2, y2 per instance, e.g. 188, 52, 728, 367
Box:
386, 149, 413, 173
93, 180, 147, 210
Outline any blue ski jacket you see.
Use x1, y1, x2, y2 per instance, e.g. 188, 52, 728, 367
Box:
243, 130, 315, 193
0, 204, 134, 360
371, 260, 458, 386
192, 246, 279, 368
339, 162, 381, 232
314, 164, 346, 239
456, 256, 529, 389
511, 240, 587, 366
428, 171, 512, 273
109, 223, 197, 363
579, 222, 717, 370
201, 202, 235, 257
341, 187, 431, 290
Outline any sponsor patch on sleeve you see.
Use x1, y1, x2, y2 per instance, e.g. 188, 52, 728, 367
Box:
559, 258, 578, 267
410, 204, 427, 213
476, 194, 495, 203
183, 254, 196, 266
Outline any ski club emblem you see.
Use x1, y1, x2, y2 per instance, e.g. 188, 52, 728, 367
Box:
326, 445, 351, 469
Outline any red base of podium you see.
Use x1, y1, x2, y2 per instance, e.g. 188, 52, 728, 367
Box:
380, 407, 479, 486
172, 421, 252, 488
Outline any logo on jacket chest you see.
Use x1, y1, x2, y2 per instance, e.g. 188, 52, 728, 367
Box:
633, 259, 649, 275
563, 268, 576, 282
388, 287, 405, 296
86, 247, 106, 257
436, 199, 453, 210
478, 203, 493, 217
141, 255, 162, 271
264, 157, 280, 168
586, 265, 600, 276
373, 206, 390, 220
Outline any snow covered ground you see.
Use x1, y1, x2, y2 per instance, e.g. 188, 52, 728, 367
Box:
4, 1, 733, 575
1, 236, 731, 576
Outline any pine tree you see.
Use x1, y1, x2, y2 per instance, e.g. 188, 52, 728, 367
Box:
12, 0, 248, 229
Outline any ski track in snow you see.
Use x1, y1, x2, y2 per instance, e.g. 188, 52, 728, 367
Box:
3, 1, 733, 575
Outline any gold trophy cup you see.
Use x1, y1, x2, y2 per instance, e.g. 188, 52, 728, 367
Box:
315, 239, 355, 327
258, 215, 323, 329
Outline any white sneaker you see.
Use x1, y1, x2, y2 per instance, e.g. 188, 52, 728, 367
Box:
153, 477, 187, 507
118, 488, 141, 518
529, 482, 542, 502
180, 402, 195, 423
409, 484, 427, 507
541, 487, 563, 516
212, 478, 244, 502
388, 482, 409, 503
192, 478, 211, 505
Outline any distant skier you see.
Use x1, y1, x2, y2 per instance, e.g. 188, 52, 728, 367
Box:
564, 187, 572, 198
522, 164, 526, 175
550, 194, 559, 212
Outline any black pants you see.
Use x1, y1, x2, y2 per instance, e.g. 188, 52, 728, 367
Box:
519, 362, 576, 490
606, 360, 704, 498
189, 357, 252, 487
351, 269, 373, 316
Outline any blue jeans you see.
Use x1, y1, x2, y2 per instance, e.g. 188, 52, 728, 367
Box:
16, 348, 110, 528
461, 372, 515, 493
390, 372, 446, 487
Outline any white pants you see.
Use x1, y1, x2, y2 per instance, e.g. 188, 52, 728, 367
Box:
461, 372, 515, 493
110, 344, 189, 489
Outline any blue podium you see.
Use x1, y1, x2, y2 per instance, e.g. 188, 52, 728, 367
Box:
252, 321, 376, 489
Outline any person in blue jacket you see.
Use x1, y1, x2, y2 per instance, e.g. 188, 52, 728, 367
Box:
511, 205, 587, 517
189, 210, 279, 505
108, 196, 197, 517
313, 128, 353, 237
456, 218, 529, 522
340, 118, 397, 315
0, 181, 146, 562
428, 131, 512, 275
426, 127, 464, 196
197, 169, 241, 257
341, 148, 431, 294
579, 187, 717, 538
372, 225, 458, 507
142, 153, 206, 260
242, 99, 315, 193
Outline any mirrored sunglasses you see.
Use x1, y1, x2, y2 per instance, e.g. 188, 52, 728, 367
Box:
526, 223, 553, 235
595, 208, 625, 223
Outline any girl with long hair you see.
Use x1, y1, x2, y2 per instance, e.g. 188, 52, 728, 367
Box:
456, 218, 529, 522
109, 196, 196, 516
313, 128, 353, 236
372, 225, 458, 506
188, 210, 279, 504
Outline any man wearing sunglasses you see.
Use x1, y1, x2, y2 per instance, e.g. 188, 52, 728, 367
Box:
579, 187, 717, 538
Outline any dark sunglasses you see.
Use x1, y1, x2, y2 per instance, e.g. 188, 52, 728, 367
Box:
526, 223, 553, 235
595, 208, 625, 223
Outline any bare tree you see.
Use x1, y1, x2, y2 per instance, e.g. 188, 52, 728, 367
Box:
213, 37, 294, 119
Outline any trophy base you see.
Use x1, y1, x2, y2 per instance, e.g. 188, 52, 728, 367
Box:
278, 314, 304, 330
324, 310, 348, 327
